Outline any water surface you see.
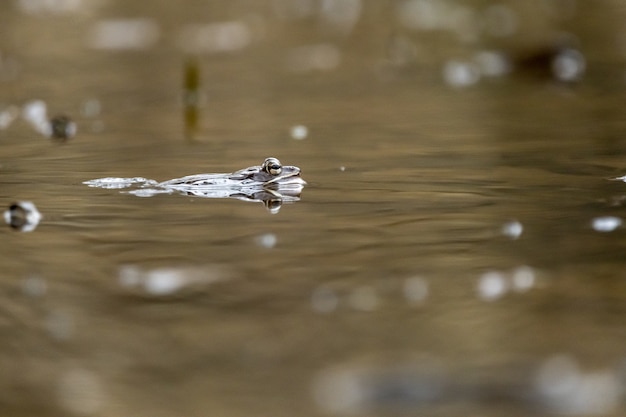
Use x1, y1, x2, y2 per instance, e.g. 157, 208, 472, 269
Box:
1, 1, 626, 416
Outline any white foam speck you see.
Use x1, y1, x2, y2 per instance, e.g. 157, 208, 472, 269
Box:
290, 124, 308, 140
442, 60, 480, 88
592, 216, 622, 232
256, 233, 277, 249
502, 220, 523, 239
477, 271, 507, 301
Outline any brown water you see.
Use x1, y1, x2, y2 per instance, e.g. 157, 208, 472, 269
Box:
1, 1, 626, 416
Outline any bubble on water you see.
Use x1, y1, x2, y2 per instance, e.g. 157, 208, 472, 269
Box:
501, 220, 523, 239
311, 286, 339, 313
403, 276, 429, 305
290, 124, 308, 140
119, 264, 229, 296
23, 100, 51, 136
591, 216, 622, 232
256, 233, 277, 249
511, 265, 535, 292
4, 201, 42, 232
23, 100, 47, 122
339, 166, 346, 172
21, 274, 47, 297
442, 60, 480, 88
143, 269, 187, 295
552, 48, 585, 82
477, 271, 507, 301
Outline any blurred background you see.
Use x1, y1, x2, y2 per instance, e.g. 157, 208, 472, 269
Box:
1, 0, 626, 416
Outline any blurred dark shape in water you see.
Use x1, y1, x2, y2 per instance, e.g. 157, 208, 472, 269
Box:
314, 357, 623, 415
4, 201, 42, 232
510, 34, 586, 83
313, 360, 447, 414
49, 115, 76, 142
183, 57, 200, 141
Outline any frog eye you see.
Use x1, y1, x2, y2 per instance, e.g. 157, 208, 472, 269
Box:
262, 157, 282, 175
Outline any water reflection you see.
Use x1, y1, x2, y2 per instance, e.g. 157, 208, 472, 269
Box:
313, 355, 624, 415
118, 264, 230, 297
182, 58, 201, 140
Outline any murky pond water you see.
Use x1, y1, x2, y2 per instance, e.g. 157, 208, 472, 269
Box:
1, 1, 626, 416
